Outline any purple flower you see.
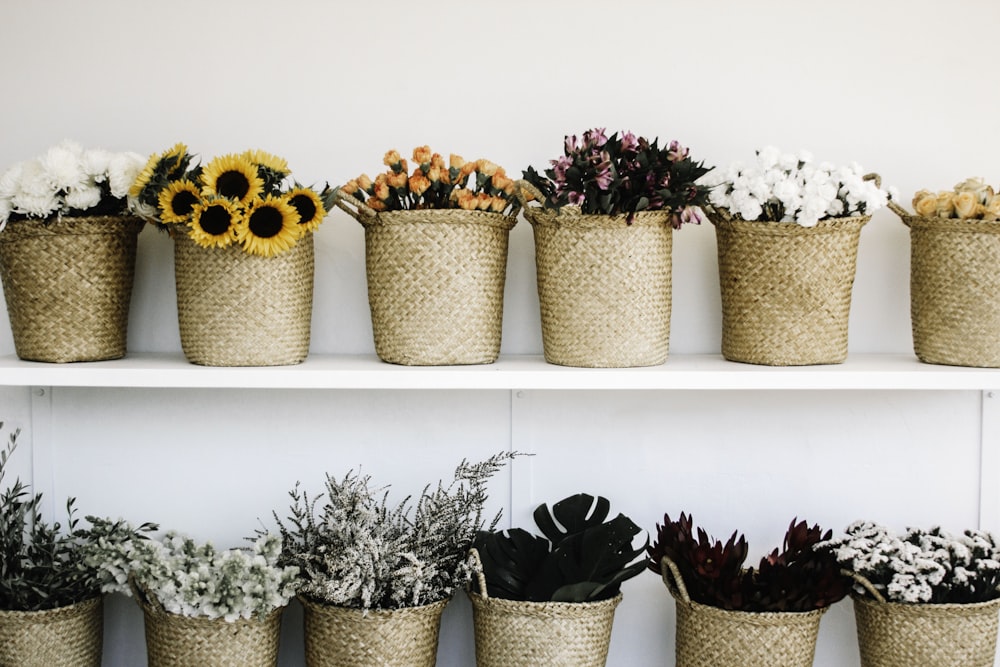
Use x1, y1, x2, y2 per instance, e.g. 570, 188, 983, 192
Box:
567, 191, 585, 206
550, 156, 573, 182
681, 206, 703, 225
583, 127, 608, 148
621, 131, 639, 153
564, 134, 579, 154
594, 150, 613, 190
667, 140, 689, 162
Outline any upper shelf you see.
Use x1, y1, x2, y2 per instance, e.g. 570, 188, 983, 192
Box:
1, 353, 999, 391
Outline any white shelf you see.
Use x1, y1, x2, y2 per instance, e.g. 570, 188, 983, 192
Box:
1, 352, 998, 391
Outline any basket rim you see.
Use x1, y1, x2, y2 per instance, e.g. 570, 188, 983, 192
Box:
850, 591, 1000, 613
707, 208, 870, 236
361, 208, 518, 231
0, 595, 102, 619
297, 594, 450, 617
466, 589, 623, 612
524, 206, 672, 229
0, 215, 144, 241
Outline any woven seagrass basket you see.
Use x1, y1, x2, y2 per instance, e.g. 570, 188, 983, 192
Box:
137, 585, 283, 667
0, 216, 143, 362
661, 557, 826, 667
889, 199, 1000, 367
299, 595, 448, 667
848, 571, 1000, 667
0, 597, 103, 667
173, 229, 314, 366
517, 181, 673, 368
468, 549, 621, 667
336, 192, 518, 366
710, 186, 875, 366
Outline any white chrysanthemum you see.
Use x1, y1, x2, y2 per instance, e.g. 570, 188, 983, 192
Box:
108, 152, 146, 199
17, 159, 52, 197
756, 146, 781, 170
0, 163, 23, 198
82, 149, 113, 181
0, 198, 11, 230
12, 191, 59, 218
41, 140, 86, 190
64, 183, 102, 211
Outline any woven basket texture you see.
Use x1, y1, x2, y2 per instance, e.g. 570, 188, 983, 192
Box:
893, 204, 1000, 367
360, 208, 516, 366
0, 596, 103, 667
468, 590, 620, 667
712, 212, 868, 366
173, 230, 314, 366
525, 206, 673, 368
140, 598, 282, 667
300, 595, 448, 667
853, 593, 1000, 667
0, 216, 142, 362
661, 556, 824, 667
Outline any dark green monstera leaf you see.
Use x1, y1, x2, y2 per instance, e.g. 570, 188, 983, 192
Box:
473, 529, 550, 600
533, 493, 610, 547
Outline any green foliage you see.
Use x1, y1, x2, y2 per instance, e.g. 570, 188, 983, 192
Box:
0, 423, 156, 611
474, 493, 647, 603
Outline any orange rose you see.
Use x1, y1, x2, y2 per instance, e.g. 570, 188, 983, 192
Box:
453, 189, 476, 210
383, 150, 402, 167
409, 172, 431, 196
476, 159, 498, 177
358, 173, 373, 193
935, 191, 956, 218
341, 179, 360, 195
387, 171, 408, 189
449, 154, 466, 170
374, 182, 390, 201
430, 153, 445, 169
367, 198, 386, 212
412, 146, 432, 165
492, 174, 513, 193
427, 166, 442, 183
489, 196, 508, 213
476, 192, 492, 210
954, 191, 982, 219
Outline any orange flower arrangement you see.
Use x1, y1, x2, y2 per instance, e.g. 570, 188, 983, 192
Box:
341, 146, 516, 215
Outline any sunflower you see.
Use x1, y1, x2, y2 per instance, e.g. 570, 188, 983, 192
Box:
157, 179, 201, 223
285, 187, 326, 233
189, 198, 240, 249
236, 195, 301, 257
130, 142, 190, 199
200, 153, 263, 205
241, 149, 289, 176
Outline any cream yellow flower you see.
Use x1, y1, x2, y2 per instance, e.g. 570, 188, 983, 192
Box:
476, 159, 498, 177
935, 191, 956, 218
383, 150, 402, 167
427, 166, 442, 183
412, 146, 432, 165
954, 177, 995, 204
954, 190, 983, 219
913, 190, 939, 218
985, 195, 1000, 220
449, 154, 466, 170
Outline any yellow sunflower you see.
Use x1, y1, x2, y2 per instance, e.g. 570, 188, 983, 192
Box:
189, 198, 240, 249
241, 149, 289, 176
128, 152, 161, 198
200, 153, 263, 205
157, 180, 201, 223
285, 187, 326, 233
130, 142, 190, 198
162, 142, 189, 178
236, 195, 301, 257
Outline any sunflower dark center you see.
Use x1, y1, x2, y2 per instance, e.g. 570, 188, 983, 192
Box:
171, 190, 199, 217
248, 206, 284, 238
289, 194, 317, 225
216, 171, 250, 200
200, 205, 232, 236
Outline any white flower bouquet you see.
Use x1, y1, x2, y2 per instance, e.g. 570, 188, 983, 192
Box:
0, 140, 146, 230
699, 146, 894, 227
820, 521, 1000, 605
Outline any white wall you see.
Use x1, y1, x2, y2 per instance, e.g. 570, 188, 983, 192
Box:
1, 1, 999, 665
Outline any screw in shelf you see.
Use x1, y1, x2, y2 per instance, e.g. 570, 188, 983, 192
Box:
33, 388, 45, 397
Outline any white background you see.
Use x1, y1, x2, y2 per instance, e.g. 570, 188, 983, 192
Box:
1, 1, 999, 665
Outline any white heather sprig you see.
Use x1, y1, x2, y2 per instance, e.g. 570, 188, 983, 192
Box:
818, 521, 1000, 604
0, 140, 146, 230
698, 147, 893, 227
128, 532, 299, 622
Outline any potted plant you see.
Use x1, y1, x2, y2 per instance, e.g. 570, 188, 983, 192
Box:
274, 451, 518, 667
648, 512, 849, 667
0, 422, 156, 667
128, 144, 335, 366
819, 520, 1000, 667
470, 493, 646, 667
519, 128, 712, 368
699, 147, 893, 365
336, 147, 520, 366
0, 140, 147, 362
122, 531, 299, 667
889, 178, 1000, 367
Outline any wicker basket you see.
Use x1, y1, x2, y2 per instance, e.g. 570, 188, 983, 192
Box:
848, 571, 1000, 667
467, 549, 621, 667
173, 229, 314, 366
299, 595, 448, 667
0, 216, 143, 362
889, 200, 1000, 367
661, 557, 826, 667
137, 587, 283, 667
710, 201, 871, 366
336, 192, 518, 366
518, 181, 673, 368
0, 597, 103, 667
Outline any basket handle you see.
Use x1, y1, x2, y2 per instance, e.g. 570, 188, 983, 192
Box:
128, 574, 167, 615
842, 569, 888, 604
468, 547, 490, 600
863, 172, 881, 189
515, 179, 548, 213
333, 190, 378, 226
660, 555, 693, 604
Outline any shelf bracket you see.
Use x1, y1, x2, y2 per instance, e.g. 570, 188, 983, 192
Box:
29, 386, 56, 522
981, 390, 1000, 531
